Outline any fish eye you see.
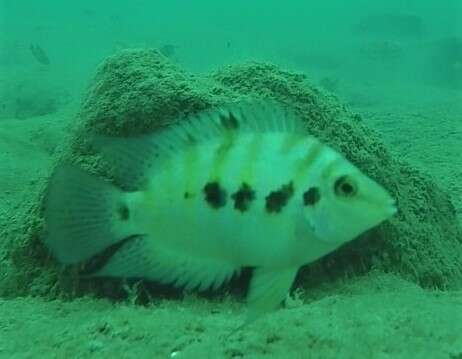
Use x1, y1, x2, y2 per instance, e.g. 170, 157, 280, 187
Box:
334, 176, 357, 197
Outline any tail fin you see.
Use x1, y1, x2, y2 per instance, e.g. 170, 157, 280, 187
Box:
44, 165, 134, 264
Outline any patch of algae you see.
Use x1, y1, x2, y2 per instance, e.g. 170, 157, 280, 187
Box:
1, 49, 461, 300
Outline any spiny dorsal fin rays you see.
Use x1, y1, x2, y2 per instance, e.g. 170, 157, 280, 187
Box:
91, 101, 306, 191
217, 101, 304, 133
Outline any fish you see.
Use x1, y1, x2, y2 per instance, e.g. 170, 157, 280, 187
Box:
43, 101, 396, 323
30, 43, 50, 66
159, 44, 176, 58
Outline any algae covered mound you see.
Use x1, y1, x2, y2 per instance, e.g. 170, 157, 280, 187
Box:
2, 49, 461, 299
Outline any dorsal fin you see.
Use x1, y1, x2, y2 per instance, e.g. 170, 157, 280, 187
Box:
92, 101, 306, 190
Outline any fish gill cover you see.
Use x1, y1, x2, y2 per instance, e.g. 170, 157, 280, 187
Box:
1, 49, 461, 299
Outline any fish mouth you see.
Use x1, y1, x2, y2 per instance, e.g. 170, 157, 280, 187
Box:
386, 199, 397, 216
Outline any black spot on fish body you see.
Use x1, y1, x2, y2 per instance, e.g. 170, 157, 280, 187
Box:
303, 187, 320, 206
219, 111, 240, 130
184, 191, 196, 199
117, 203, 130, 220
231, 183, 255, 212
203, 182, 227, 208
265, 182, 294, 213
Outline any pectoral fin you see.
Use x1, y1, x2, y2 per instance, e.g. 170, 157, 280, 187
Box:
246, 267, 299, 324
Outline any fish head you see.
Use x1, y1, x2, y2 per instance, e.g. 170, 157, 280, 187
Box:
302, 159, 396, 246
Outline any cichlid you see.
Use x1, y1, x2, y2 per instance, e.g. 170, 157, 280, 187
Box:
44, 101, 396, 322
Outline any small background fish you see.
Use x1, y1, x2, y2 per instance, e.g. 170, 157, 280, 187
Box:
30, 43, 50, 66
159, 44, 177, 58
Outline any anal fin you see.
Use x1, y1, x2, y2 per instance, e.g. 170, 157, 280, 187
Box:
91, 236, 154, 278
92, 235, 237, 292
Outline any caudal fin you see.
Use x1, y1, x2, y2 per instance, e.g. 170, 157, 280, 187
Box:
44, 165, 133, 264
